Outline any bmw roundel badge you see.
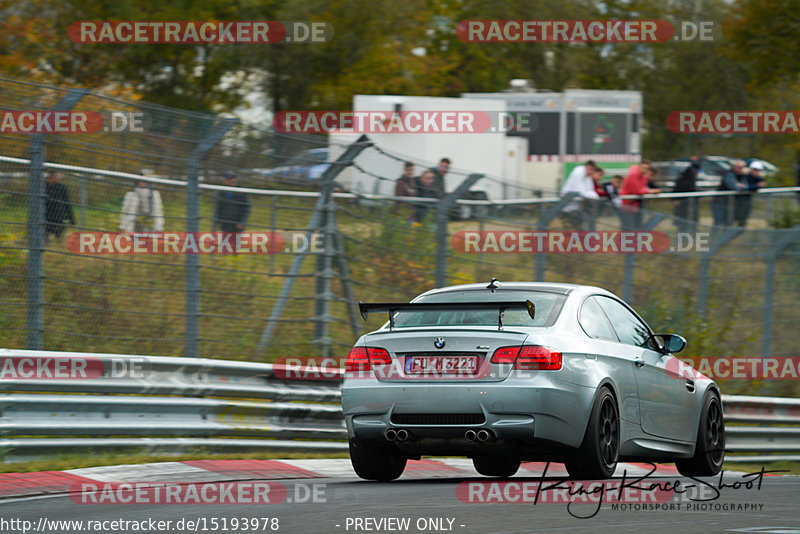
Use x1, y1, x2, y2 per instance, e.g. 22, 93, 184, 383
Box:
434, 338, 446, 349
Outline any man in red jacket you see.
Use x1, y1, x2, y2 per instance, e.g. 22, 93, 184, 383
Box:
620, 161, 661, 229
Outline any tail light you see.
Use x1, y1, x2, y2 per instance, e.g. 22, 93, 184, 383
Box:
515, 345, 562, 370
345, 346, 391, 372
489, 346, 519, 365
490, 345, 562, 370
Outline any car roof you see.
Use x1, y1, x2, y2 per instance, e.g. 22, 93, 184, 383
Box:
416, 281, 615, 299
747, 158, 777, 167
672, 156, 731, 163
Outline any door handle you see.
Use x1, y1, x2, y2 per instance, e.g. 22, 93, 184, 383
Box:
634, 357, 644, 367
685, 379, 695, 392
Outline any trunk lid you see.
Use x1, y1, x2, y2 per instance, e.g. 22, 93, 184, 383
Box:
360, 326, 529, 382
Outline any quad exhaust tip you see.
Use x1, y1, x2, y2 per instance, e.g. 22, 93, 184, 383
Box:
476, 429, 493, 442
465, 429, 493, 442
385, 428, 411, 442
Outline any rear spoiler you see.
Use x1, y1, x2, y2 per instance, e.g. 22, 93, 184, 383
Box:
358, 300, 535, 329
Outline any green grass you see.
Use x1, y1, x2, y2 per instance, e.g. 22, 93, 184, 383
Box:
1, 178, 799, 398
0, 181, 342, 359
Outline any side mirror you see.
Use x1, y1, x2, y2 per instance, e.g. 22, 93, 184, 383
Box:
657, 334, 687, 354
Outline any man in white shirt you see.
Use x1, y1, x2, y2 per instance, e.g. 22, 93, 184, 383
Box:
560, 160, 601, 229
119, 178, 165, 233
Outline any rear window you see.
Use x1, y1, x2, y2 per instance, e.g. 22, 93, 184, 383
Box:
392, 290, 566, 328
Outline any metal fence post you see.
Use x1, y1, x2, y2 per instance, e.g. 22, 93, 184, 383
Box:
475, 216, 485, 280
313, 182, 336, 358
697, 227, 742, 319
184, 118, 237, 358
269, 195, 277, 273
310, 192, 362, 356
762, 254, 777, 358
728, 194, 735, 226
765, 194, 773, 224
26, 132, 45, 350
761, 227, 800, 357
257, 135, 371, 356
26, 88, 88, 350
78, 173, 87, 231
332, 215, 361, 341
535, 193, 577, 282
434, 174, 484, 288
622, 254, 635, 303
622, 213, 666, 304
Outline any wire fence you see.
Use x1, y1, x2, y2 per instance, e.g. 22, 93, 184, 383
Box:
1, 76, 800, 397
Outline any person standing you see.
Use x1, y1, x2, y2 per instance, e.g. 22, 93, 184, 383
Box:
620, 161, 661, 230
412, 170, 437, 224
603, 174, 624, 209
429, 158, 450, 200
673, 157, 700, 233
119, 178, 164, 232
733, 161, 766, 227
598, 174, 624, 218
712, 160, 746, 227
215, 171, 250, 232
560, 160, 600, 229
44, 171, 75, 239
394, 161, 417, 216
394, 162, 417, 197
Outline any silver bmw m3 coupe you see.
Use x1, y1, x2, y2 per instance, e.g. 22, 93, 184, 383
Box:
342, 281, 725, 481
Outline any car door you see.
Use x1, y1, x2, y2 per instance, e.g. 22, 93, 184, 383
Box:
577, 296, 641, 426
594, 296, 694, 443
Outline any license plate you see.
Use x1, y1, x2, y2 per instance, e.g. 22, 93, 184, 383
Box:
405, 356, 478, 375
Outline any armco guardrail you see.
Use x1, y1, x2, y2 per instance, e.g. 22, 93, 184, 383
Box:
0, 349, 346, 456
0, 349, 341, 401
721, 395, 800, 463
0, 349, 798, 462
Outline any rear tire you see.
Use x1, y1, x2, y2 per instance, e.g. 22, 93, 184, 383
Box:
566, 388, 619, 479
349, 440, 407, 481
676, 392, 725, 477
472, 454, 521, 478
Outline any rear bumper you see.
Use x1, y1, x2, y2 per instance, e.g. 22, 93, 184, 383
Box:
342, 375, 595, 452
349, 410, 536, 442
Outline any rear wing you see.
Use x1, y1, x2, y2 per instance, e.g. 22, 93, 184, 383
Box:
358, 300, 535, 329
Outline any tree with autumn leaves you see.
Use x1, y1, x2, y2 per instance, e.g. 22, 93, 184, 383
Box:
1, 0, 798, 166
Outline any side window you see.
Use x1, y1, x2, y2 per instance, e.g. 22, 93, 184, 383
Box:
596, 296, 651, 347
578, 297, 618, 341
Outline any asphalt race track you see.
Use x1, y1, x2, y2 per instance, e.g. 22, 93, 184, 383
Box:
1, 460, 798, 534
